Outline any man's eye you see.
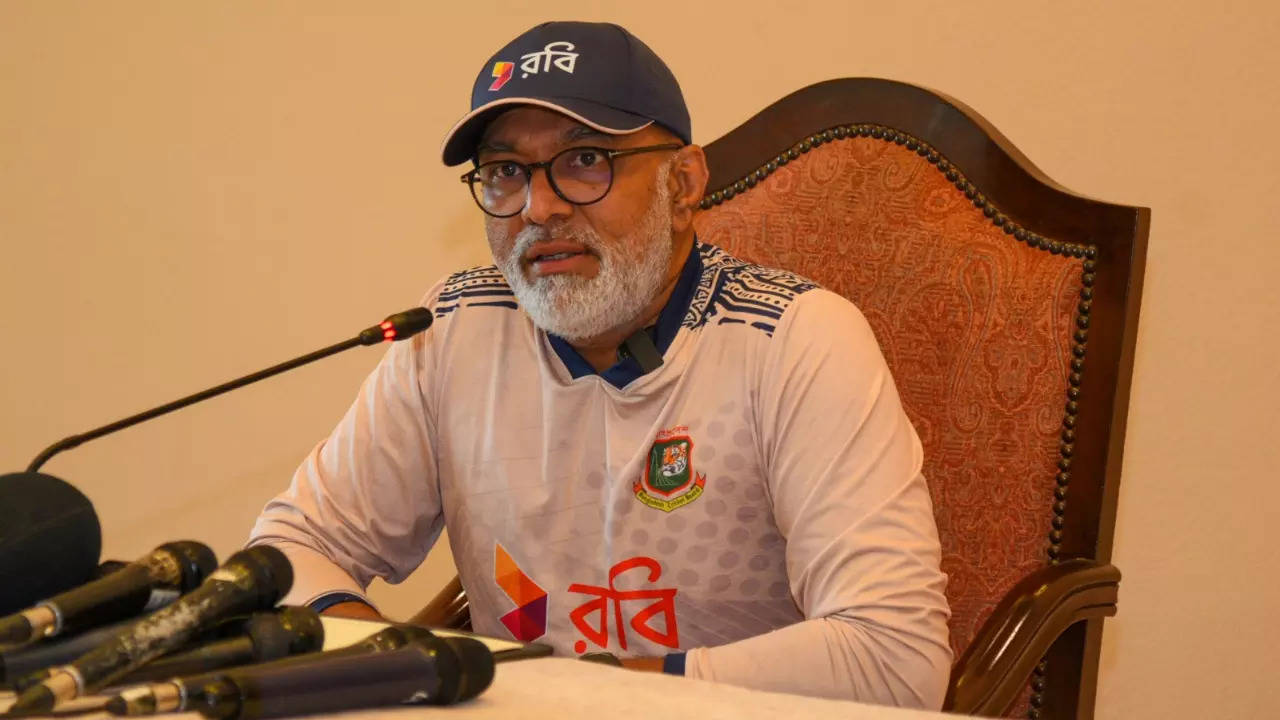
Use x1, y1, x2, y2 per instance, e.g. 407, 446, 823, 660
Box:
570, 150, 603, 168
480, 163, 522, 184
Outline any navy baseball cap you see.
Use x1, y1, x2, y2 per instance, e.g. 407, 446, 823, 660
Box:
440, 22, 691, 166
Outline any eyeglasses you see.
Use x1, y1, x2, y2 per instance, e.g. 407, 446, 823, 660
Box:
460, 143, 682, 218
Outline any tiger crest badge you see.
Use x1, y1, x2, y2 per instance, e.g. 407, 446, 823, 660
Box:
634, 425, 706, 512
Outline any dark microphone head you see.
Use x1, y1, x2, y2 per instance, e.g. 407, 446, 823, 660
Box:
0, 472, 101, 614
220, 547, 293, 606
438, 636, 494, 705
246, 606, 324, 657
414, 636, 493, 706
362, 623, 436, 651
357, 307, 434, 346
384, 307, 433, 336
157, 541, 219, 592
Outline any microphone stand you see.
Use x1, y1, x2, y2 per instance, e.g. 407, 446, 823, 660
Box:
27, 309, 431, 473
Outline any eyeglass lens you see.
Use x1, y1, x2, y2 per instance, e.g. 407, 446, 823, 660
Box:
473, 148, 613, 217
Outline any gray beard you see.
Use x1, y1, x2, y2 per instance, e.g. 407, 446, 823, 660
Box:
490, 173, 675, 342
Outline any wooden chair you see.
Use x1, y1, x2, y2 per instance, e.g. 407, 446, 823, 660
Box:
413, 78, 1149, 719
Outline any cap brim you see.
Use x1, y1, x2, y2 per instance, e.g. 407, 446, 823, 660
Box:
440, 97, 654, 166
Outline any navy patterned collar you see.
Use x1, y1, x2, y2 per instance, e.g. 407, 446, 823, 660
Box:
548, 242, 703, 389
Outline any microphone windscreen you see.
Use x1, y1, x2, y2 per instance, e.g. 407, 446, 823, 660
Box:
0, 472, 101, 614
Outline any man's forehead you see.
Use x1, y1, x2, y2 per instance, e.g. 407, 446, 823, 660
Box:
479, 108, 617, 152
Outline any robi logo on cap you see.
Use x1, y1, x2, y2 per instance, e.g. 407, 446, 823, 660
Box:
488, 61, 514, 91
487, 42, 581, 92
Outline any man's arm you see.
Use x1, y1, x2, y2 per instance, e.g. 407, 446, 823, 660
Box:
248, 320, 445, 611
684, 289, 952, 708
323, 601, 386, 621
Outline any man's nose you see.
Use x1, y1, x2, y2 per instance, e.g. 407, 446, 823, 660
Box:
522, 166, 573, 225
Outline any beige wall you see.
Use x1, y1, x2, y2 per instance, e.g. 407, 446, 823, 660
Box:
2, 2, 1277, 717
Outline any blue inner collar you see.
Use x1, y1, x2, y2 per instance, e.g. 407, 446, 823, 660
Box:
547, 243, 703, 389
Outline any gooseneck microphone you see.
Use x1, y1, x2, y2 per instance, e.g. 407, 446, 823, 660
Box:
25, 307, 434, 473
4, 309, 431, 620
105, 624, 438, 717
195, 636, 494, 720
7, 546, 292, 715
0, 541, 217, 646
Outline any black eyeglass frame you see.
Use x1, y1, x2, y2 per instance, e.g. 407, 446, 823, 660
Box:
460, 143, 683, 218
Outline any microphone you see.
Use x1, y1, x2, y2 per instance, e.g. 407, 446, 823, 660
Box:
91, 561, 130, 578
0, 541, 217, 646
105, 624, 438, 716
0, 473, 101, 616
2, 621, 133, 688
25, 307, 434, 473
116, 606, 323, 684
7, 546, 292, 715
195, 636, 494, 719
5, 606, 318, 692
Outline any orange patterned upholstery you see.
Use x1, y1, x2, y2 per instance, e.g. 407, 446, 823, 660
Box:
695, 137, 1084, 716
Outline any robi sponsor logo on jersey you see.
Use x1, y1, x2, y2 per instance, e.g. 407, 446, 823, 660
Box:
634, 425, 706, 512
568, 557, 679, 654
493, 546, 680, 654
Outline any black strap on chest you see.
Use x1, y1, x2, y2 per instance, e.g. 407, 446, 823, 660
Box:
618, 328, 664, 374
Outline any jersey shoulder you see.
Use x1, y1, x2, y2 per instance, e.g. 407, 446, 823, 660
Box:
431, 265, 518, 319
687, 242, 822, 336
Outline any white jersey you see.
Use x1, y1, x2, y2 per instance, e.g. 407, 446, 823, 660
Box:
250, 241, 952, 707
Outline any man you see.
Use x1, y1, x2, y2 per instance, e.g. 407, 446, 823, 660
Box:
250, 21, 951, 708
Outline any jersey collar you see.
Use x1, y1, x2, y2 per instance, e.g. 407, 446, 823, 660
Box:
547, 241, 703, 389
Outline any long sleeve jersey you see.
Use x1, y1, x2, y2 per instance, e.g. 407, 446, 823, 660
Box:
249, 241, 952, 708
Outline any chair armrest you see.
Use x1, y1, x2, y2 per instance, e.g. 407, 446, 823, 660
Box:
407, 574, 472, 630
944, 559, 1120, 716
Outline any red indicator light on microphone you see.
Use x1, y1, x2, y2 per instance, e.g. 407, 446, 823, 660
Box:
380, 321, 393, 330
383, 329, 396, 340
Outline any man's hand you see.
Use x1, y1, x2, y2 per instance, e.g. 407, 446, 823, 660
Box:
579, 653, 666, 672
619, 656, 665, 672
322, 600, 385, 622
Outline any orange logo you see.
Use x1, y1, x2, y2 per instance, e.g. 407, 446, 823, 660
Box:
488, 61, 514, 91
495, 543, 546, 641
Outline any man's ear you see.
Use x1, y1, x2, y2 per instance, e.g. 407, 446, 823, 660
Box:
667, 144, 709, 233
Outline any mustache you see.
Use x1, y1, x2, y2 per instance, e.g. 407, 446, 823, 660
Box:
511, 223, 599, 258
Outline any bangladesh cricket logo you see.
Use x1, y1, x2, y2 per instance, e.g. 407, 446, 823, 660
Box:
634, 426, 706, 512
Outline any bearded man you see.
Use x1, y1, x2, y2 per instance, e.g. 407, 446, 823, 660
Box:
250, 21, 952, 709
